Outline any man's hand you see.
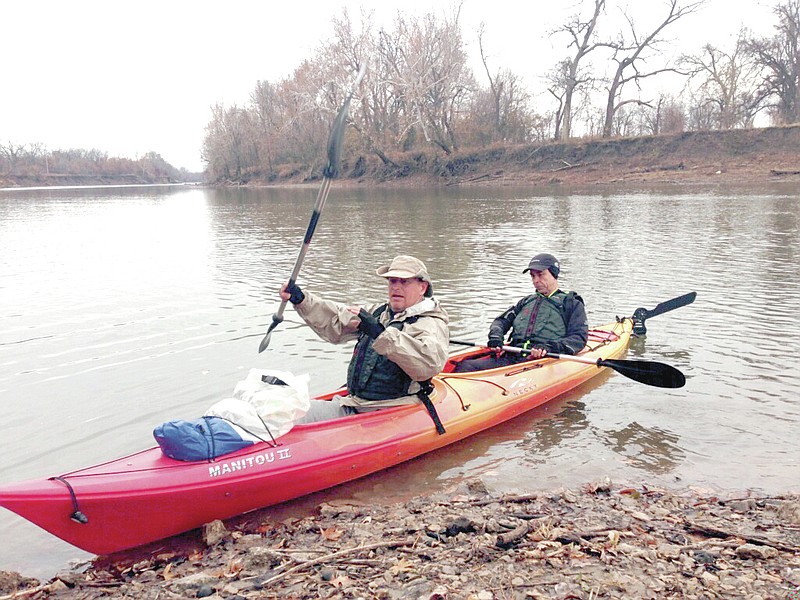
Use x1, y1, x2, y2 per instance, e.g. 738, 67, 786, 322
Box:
525, 346, 547, 359
357, 308, 385, 339
280, 281, 305, 305
487, 336, 504, 351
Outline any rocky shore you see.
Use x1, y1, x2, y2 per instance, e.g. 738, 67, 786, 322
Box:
2, 480, 799, 599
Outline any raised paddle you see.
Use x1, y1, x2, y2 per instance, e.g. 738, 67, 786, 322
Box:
449, 340, 686, 388
631, 291, 696, 335
258, 63, 367, 353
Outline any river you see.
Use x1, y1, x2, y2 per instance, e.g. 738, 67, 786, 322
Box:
1, 182, 798, 578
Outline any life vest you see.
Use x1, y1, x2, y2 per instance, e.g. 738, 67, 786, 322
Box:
346, 304, 417, 401
509, 291, 571, 347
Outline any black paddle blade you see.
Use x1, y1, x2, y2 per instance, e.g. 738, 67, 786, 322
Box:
599, 358, 686, 388
642, 291, 697, 319
632, 291, 697, 335
323, 62, 367, 179
323, 97, 351, 179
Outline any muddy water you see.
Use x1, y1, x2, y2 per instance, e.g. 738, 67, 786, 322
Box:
1, 183, 798, 578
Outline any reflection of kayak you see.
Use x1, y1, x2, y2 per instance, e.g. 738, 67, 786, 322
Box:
0, 319, 638, 555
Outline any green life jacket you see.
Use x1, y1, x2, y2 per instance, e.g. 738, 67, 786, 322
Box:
509, 291, 570, 348
346, 304, 417, 401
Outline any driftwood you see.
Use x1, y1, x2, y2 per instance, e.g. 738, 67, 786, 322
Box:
257, 537, 416, 587
518, 145, 544, 164
684, 520, 800, 552
510, 512, 548, 520
770, 168, 800, 175
0, 583, 53, 600
446, 171, 504, 186
551, 160, 584, 172
643, 162, 684, 172
469, 493, 540, 506
496, 522, 532, 548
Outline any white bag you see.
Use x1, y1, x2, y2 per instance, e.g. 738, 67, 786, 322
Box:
205, 369, 310, 441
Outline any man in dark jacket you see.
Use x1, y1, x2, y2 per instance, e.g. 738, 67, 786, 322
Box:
455, 253, 588, 372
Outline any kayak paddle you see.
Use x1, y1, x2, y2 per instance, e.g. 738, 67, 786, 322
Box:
258, 63, 367, 353
449, 339, 686, 388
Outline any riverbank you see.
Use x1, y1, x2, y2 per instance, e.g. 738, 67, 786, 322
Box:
254, 125, 800, 189
4, 126, 800, 191
2, 480, 799, 599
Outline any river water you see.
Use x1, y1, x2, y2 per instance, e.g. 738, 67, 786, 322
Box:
1, 183, 798, 578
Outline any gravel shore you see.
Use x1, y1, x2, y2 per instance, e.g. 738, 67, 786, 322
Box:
2, 480, 799, 599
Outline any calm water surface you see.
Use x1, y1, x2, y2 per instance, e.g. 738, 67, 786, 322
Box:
1, 183, 798, 578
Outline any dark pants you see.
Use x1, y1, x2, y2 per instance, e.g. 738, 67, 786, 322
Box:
452, 353, 526, 373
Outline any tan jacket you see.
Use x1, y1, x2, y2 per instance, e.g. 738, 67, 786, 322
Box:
294, 292, 450, 408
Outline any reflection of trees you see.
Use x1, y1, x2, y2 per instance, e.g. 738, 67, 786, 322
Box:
600, 421, 684, 474
515, 370, 614, 458
518, 399, 590, 456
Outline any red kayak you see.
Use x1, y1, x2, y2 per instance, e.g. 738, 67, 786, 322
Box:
0, 310, 686, 555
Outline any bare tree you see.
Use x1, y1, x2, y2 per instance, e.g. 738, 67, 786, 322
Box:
201, 103, 252, 181
551, 0, 607, 140
250, 80, 283, 174
329, 8, 402, 167
476, 24, 532, 144
681, 28, 765, 129
0, 142, 26, 175
653, 94, 687, 134
601, 0, 704, 137
546, 60, 569, 140
746, 0, 800, 125
381, 7, 472, 154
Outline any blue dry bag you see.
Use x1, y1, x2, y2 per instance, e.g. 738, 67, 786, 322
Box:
153, 416, 253, 461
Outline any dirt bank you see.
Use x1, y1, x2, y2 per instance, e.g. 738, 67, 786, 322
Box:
256, 125, 800, 190
2, 481, 799, 599
377, 125, 800, 188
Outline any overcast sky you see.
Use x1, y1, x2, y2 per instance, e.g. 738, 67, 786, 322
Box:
3, 0, 778, 172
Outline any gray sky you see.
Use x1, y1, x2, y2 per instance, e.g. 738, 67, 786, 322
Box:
3, 0, 777, 172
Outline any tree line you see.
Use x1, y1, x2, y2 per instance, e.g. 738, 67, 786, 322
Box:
201, 0, 800, 182
0, 144, 191, 183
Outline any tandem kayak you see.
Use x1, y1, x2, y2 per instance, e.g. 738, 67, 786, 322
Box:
0, 296, 692, 556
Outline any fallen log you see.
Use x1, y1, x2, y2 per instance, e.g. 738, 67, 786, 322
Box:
684, 520, 800, 552
257, 537, 417, 587
496, 522, 531, 548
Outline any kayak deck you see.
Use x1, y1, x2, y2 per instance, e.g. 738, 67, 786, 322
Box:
0, 320, 631, 555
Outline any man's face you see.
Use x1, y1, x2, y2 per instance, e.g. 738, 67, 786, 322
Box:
386, 277, 428, 312
530, 269, 558, 295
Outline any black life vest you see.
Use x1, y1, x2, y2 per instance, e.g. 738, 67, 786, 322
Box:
346, 304, 417, 401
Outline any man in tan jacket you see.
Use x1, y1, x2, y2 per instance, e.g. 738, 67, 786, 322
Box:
280, 255, 449, 423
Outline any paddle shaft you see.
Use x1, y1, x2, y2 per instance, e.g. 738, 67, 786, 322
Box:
258, 64, 366, 353
500, 344, 596, 365
449, 338, 686, 388
271, 177, 331, 325
450, 338, 619, 365
452, 340, 601, 365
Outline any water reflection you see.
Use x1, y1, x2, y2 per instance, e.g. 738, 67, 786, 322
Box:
599, 421, 684, 475
518, 400, 591, 459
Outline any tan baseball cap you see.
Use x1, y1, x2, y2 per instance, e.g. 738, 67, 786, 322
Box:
375, 255, 430, 282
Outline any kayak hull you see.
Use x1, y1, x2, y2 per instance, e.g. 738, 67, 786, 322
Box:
0, 320, 632, 555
